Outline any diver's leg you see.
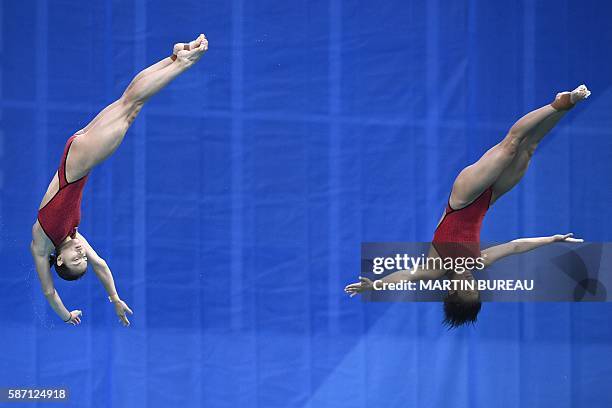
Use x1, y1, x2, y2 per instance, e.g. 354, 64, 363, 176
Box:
75, 35, 207, 136
449, 85, 590, 209
490, 84, 590, 204
66, 34, 208, 180
73, 59, 172, 136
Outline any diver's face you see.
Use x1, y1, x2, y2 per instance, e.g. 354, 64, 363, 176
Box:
448, 270, 480, 302
58, 239, 88, 273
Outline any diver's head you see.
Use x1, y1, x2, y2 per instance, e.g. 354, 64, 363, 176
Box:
443, 270, 481, 328
50, 238, 88, 281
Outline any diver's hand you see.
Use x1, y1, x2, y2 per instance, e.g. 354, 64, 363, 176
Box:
65, 310, 82, 326
552, 233, 584, 243
113, 299, 133, 327
344, 277, 374, 298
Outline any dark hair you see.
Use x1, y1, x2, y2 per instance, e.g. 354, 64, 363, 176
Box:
49, 253, 87, 281
442, 292, 482, 329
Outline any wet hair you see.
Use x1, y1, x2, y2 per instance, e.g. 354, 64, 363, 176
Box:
49, 245, 87, 281
442, 292, 482, 329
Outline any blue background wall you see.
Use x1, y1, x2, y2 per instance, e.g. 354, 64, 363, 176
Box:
1, 0, 611, 407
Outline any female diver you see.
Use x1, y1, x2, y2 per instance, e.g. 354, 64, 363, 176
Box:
30, 34, 208, 326
345, 85, 590, 328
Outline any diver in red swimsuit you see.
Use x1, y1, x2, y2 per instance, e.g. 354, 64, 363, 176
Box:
345, 85, 590, 327
30, 35, 208, 326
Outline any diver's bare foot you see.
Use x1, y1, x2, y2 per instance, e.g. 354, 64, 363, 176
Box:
173, 34, 206, 56
570, 84, 591, 104
176, 34, 207, 68
551, 84, 590, 110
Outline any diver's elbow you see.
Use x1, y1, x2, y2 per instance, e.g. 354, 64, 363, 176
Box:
43, 288, 56, 298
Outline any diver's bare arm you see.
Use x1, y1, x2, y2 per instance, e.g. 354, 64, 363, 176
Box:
378, 270, 414, 284
345, 267, 445, 296
77, 233, 132, 326
93, 263, 133, 326
30, 242, 72, 321
481, 233, 583, 267
92, 261, 120, 300
380, 267, 445, 284
77, 232, 133, 327
75, 233, 119, 299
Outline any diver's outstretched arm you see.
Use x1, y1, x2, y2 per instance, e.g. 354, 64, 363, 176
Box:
76, 232, 133, 327
30, 240, 81, 324
481, 233, 583, 267
344, 267, 446, 297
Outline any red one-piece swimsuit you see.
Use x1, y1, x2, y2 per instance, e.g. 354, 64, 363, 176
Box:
38, 135, 89, 248
432, 186, 493, 259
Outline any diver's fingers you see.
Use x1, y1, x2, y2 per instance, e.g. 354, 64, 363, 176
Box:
120, 314, 130, 327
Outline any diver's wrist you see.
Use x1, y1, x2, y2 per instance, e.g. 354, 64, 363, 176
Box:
108, 294, 120, 303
